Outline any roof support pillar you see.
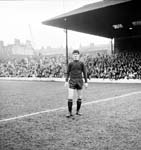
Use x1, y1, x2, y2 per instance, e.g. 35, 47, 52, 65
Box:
64, 18, 69, 77
65, 28, 68, 67
111, 38, 114, 54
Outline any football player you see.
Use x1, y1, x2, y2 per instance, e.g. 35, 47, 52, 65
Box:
65, 50, 88, 117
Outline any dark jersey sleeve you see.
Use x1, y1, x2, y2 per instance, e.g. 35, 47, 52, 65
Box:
65, 63, 71, 82
82, 62, 87, 83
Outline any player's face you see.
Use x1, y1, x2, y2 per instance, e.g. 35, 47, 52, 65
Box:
73, 53, 80, 61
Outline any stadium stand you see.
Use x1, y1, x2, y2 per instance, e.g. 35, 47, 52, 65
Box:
0, 52, 141, 80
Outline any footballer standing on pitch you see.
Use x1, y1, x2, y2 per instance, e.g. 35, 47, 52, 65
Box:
65, 50, 88, 118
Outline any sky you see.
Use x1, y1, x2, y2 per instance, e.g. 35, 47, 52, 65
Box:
0, 0, 110, 49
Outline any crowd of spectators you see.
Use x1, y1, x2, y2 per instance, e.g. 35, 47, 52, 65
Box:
0, 55, 66, 78
0, 52, 141, 80
85, 52, 141, 80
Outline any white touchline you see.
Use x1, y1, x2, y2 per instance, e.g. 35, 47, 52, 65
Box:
0, 91, 141, 123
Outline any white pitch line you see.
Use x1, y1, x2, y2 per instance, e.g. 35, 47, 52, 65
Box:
0, 107, 66, 123
83, 91, 141, 106
0, 91, 141, 123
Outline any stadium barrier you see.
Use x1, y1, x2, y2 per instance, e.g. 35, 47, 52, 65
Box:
0, 77, 141, 83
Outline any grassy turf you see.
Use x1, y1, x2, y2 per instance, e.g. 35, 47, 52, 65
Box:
0, 80, 141, 150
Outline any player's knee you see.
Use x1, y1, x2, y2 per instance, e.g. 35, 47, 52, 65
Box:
68, 92, 73, 99
68, 90, 74, 99
77, 95, 82, 100
77, 98, 82, 102
68, 95, 73, 99
77, 90, 82, 98
68, 99, 73, 102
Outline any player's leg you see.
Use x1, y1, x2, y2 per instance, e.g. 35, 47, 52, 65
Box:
75, 79, 83, 115
76, 89, 83, 115
67, 88, 75, 117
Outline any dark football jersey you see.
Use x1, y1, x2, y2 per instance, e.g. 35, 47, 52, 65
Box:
66, 60, 87, 83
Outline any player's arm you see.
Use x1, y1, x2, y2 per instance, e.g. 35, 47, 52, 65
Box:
66, 63, 71, 82
82, 63, 88, 88
65, 63, 71, 87
82, 63, 87, 83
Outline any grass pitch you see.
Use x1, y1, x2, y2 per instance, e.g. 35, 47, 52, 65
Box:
0, 80, 141, 150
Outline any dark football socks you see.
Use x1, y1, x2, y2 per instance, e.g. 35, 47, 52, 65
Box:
68, 99, 73, 115
76, 99, 82, 114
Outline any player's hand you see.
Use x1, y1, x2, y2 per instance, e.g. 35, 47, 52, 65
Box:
84, 83, 88, 88
64, 82, 68, 88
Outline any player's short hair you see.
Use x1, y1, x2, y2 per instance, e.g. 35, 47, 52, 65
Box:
72, 50, 80, 54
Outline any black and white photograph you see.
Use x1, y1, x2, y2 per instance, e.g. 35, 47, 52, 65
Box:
0, 0, 141, 149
